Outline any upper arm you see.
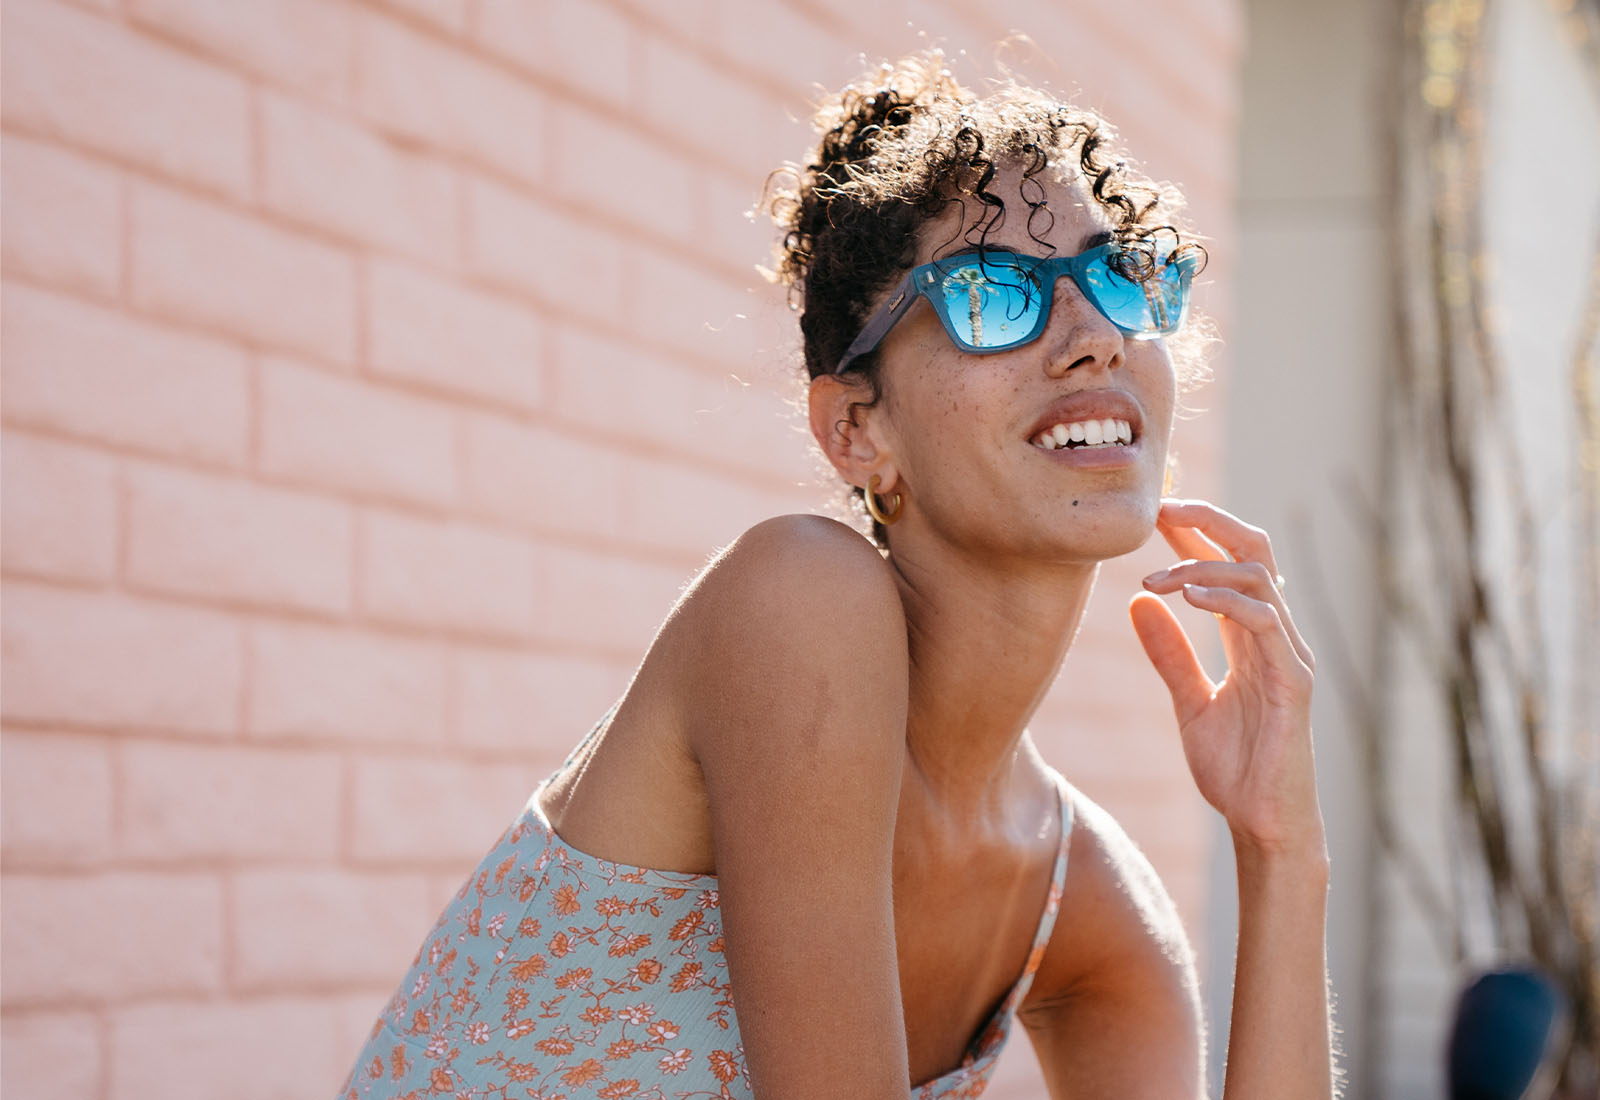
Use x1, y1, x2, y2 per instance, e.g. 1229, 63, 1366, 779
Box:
674, 514, 912, 1099
1020, 789, 1206, 1099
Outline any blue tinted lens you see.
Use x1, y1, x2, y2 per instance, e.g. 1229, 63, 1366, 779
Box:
937, 259, 1043, 348
1082, 247, 1190, 336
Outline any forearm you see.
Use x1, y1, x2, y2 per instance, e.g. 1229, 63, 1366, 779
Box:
1221, 836, 1334, 1100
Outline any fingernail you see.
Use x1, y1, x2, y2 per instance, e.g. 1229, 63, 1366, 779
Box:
1143, 569, 1168, 585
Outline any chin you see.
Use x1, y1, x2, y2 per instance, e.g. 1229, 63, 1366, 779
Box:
1046, 490, 1162, 562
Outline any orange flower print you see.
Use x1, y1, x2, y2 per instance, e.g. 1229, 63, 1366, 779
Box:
595, 896, 626, 917
506, 986, 530, 1012
659, 1049, 691, 1075
466, 907, 482, 936
493, 855, 515, 882
389, 1044, 412, 1081
517, 874, 540, 902
697, 889, 720, 909
708, 1050, 740, 1084
707, 937, 724, 953
552, 883, 581, 917
518, 916, 541, 938
669, 962, 703, 992
368, 1056, 383, 1079
668, 911, 704, 940
466, 1021, 491, 1045
605, 1038, 637, 1060
608, 932, 651, 957
409, 1009, 431, 1035
631, 958, 662, 984
535, 1036, 575, 1056
646, 1019, 680, 1043
561, 1059, 604, 1086
548, 932, 572, 958
429, 1067, 453, 1092
554, 966, 592, 989
512, 954, 548, 981
505, 1018, 535, 1040
597, 1080, 640, 1099
617, 1002, 654, 1025
580, 1005, 614, 1026
505, 1062, 539, 1082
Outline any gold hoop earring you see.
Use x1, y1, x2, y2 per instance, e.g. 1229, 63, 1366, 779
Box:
865, 473, 903, 526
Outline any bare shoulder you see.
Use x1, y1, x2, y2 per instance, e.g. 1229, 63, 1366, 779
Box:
1021, 782, 1204, 1095
667, 513, 908, 740
655, 515, 916, 1090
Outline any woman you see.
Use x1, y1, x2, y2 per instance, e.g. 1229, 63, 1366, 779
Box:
339, 54, 1333, 1099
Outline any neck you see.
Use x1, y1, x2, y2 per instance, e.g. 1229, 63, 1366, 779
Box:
886, 534, 1098, 818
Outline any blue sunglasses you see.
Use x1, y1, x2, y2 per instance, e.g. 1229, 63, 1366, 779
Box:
832, 241, 1200, 374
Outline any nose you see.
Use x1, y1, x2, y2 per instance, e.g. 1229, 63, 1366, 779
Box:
1042, 273, 1126, 378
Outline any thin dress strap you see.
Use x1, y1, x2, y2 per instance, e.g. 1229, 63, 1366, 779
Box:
1007, 774, 1074, 1009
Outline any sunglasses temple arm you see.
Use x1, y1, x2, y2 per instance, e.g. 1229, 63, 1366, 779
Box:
832, 273, 921, 374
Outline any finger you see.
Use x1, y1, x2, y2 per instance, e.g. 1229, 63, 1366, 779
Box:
1143, 560, 1314, 669
1129, 592, 1215, 727
1158, 499, 1280, 574
1179, 585, 1312, 695
1155, 514, 1229, 563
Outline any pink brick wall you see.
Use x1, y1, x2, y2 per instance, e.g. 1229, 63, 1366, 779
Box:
0, 1, 1242, 1095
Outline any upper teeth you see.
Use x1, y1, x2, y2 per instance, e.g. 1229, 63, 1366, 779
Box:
1032, 418, 1133, 449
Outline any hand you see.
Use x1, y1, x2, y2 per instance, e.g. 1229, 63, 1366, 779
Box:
1129, 499, 1324, 856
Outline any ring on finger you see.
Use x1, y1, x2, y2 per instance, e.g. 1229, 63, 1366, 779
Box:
1273, 573, 1286, 594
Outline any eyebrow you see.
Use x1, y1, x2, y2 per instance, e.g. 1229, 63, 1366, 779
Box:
1076, 228, 1115, 252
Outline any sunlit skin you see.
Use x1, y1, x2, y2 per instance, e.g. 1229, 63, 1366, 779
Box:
540, 163, 1332, 1098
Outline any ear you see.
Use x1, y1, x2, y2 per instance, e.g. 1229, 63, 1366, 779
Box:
808, 372, 899, 493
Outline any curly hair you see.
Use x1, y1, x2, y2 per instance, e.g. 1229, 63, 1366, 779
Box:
763, 51, 1213, 546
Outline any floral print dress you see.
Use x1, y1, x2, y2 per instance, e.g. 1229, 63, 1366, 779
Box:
338, 710, 1073, 1100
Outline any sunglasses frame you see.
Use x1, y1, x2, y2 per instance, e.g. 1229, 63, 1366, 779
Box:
831, 242, 1199, 375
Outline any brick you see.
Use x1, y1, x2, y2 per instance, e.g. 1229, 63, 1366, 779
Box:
546, 104, 696, 242
1, 1011, 102, 1100
231, 870, 434, 987
358, 509, 536, 638
258, 355, 456, 506
353, 10, 546, 186
259, 91, 456, 266
0, 134, 122, 297
461, 174, 625, 321
706, 1, 855, 101
1, 582, 242, 734
367, 259, 545, 411
453, 647, 628, 749
129, 182, 358, 365
349, 756, 540, 863
636, 35, 791, 175
1, 873, 223, 1004
247, 620, 448, 743
1, 0, 251, 197
548, 324, 813, 484
119, 742, 340, 861
458, 412, 627, 539
370, 0, 467, 34
696, 168, 785, 280
0, 731, 114, 866
126, 0, 352, 100
627, 248, 766, 368
110, 997, 355, 1100
125, 463, 352, 614
473, 0, 633, 107
0, 432, 118, 583
621, 456, 789, 555
0, 283, 251, 466
534, 543, 691, 653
